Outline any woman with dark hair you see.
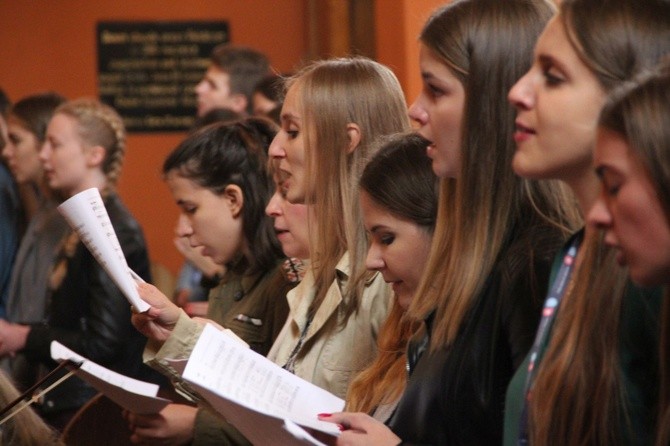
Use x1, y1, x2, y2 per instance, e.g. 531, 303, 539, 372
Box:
1, 92, 69, 391
589, 66, 670, 445
126, 118, 295, 445
345, 132, 437, 422
2, 94, 69, 373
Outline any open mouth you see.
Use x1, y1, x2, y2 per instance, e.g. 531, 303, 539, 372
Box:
515, 122, 536, 135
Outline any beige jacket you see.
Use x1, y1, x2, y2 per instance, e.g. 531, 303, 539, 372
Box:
267, 253, 392, 399
146, 253, 391, 401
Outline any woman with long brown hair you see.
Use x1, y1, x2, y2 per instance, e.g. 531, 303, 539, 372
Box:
589, 66, 670, 446
504, 0, 669, 444
321, 0, 578, 444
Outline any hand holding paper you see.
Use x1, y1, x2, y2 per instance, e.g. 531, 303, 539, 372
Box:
57, 188, 150, 313
132, 283, 184, 342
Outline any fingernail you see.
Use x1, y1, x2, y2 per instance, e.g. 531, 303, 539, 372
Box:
318, 413, 331, 417
338, 424, 345, 431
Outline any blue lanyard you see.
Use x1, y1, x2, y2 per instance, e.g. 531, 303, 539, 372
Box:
518, 235, 582, 445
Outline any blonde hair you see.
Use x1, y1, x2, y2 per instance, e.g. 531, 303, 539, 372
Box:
55, 99, 126, 191
0, 370, 62, 445
288, 57, 411, 318
49, 99, 127, 291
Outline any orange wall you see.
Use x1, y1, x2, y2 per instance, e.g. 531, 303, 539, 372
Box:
0, 1, 308, 275
375, 0, 445, 106
0, 0, 444, 276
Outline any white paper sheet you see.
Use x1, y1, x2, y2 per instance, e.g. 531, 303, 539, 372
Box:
50, 341, 171, 414
181, 324, 342, 445
57, 187, 150, 312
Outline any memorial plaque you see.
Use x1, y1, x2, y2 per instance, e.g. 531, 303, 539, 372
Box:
97, 21, 229, 132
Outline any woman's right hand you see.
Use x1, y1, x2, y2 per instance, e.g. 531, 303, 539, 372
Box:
132, 283, 182, 342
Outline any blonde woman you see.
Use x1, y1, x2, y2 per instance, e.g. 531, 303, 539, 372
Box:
131, 57, 410, 444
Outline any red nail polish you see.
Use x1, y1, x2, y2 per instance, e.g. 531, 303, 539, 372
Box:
338, 424, 345, 431
318, 413, 332, 417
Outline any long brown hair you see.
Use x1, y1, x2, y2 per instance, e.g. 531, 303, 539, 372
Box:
529, 1, 670, 444
530, 231, 629, 445
599, 66, 670, 446
409, 0, 578, 348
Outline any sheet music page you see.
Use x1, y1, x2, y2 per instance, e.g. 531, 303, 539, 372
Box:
182, 324, 342, 445
283, 419, 332, 446
51, 341, 171, 414
57, 187, 149, 312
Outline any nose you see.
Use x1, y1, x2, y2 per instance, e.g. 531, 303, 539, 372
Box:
38, 141, 50, 163
268, 131, 287, 159
175, 213, 194, 238
408, 96, 428, 127
194, 79, 207, 94
508, 71, 534, 111
365, 243, 385, 271
265, 191, 283, 218
586, 195, 613, 230
1, 140, 12, 160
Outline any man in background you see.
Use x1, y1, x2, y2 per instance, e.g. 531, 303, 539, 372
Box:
195, 44, 270, 117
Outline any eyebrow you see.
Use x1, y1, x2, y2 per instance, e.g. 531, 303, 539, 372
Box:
537, 53, 569, 74
368, 224, 390, 234
420, 71, 434, 81
280, 112, 300, 124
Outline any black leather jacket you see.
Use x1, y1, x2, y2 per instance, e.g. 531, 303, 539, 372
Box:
22, 194, 155, 415
387, 220, 565, 445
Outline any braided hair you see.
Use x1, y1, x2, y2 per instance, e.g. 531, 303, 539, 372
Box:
49, 99, 127, 291
55, 99, 126, 191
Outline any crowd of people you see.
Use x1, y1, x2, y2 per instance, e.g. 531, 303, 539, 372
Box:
0, 0, 669, 444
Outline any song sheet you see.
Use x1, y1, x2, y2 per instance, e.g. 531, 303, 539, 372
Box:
178, 324, 342, 445
57, 187, 149, 312
50, 341, 171, 414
